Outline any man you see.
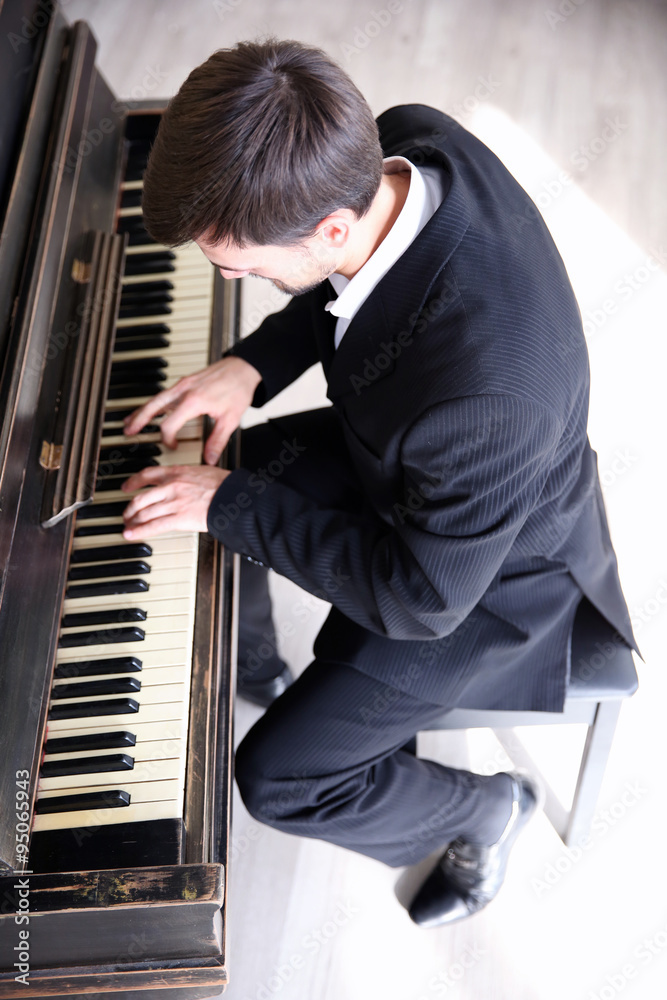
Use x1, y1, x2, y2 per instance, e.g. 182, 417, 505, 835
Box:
121, 39, 640, 926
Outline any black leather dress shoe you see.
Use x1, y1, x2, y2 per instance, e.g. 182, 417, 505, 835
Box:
408, 773, 541, 927
237, 665, 294, 708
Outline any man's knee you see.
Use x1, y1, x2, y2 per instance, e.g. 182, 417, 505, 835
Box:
235, 726, 312, 828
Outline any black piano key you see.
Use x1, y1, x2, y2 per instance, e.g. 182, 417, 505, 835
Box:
61, 608, 147, 627
110, 357, 168, 375
35, 789, 131, 814
41, 754, 135, 778
44, 731, 137, 753
120, 285, 174, 308
112, 335, 170, 352
117, 215, 148, 234
127, 231, 155, 247
101, 423, 160, 437
65, 580, 149, 599
120, 290, 173, 306
68, 560, 151, 581
75, 523, 127, 536
70, 543, 152, 563
120, 290, 173, 304
121, 280, 174, 295
58, 626, 146, 648
125, 161, 148, 182
95, 457, 159, 478
118, 302, 172, 318
77, 501, 128, 519
94, 477, 143, 492
107, 381, 164, 399
109, 370, 167, 387
104, 406, 150, 421
98, 443, 161, 460
51, 677, 142, 698
114, 322, 171, 340
123, 255, 175, 276
120, 187, 143, 208
109, 361, 167, 377
48, 698, 140, 721
54, 657, 142, 679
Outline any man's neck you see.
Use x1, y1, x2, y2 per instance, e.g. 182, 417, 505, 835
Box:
336, 170, 411, 280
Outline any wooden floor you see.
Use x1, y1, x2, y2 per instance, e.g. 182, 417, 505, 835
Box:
64, 3, 667, 998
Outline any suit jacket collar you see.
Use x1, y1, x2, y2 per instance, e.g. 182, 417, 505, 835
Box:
324, 105, 472, 401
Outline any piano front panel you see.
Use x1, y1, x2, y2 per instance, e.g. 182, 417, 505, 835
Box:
0, 69, 237, 995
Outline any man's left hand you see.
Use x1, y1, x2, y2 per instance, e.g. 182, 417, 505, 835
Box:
121, 465, 230, 539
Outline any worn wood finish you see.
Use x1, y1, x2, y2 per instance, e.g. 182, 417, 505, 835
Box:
0, 14, 126, 873
0, 18, 237, 999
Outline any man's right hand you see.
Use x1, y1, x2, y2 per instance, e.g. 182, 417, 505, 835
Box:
123, 355, 262, 465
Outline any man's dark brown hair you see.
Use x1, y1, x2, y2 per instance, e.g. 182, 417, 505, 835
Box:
141, 38, 384, 249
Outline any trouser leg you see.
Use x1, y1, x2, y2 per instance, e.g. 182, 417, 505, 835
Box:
236, 408, 368, 682
237, 560, 287, 683
235, 657, 512, 868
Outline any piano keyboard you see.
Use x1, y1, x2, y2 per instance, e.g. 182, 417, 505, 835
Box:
33, 168, 215, 838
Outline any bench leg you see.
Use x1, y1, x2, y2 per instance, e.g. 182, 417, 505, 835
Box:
494, 699, 624, 846
564, 700, 623, 846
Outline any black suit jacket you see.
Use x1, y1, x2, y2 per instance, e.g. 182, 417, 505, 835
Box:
208, 104, 641, 711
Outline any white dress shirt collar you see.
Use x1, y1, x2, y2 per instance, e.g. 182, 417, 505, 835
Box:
325, 156, 442, 348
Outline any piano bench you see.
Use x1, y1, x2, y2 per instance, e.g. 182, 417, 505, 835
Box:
417, 596, 639, 846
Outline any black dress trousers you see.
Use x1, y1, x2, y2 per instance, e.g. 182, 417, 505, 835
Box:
233, 407, 531, 867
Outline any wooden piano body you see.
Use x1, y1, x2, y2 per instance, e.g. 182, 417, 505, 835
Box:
0, 5, 237, 997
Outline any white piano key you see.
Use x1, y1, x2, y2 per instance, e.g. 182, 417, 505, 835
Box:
67, 551, 197, 576
59, 613, 191, 638
71, 534, 198, 554
55, 647, 196, 672
38, 778, 183, 802
45, 719, 186, 745
51, 681, 188, 707
46, 700, 188, 733
62, 580, 199, 611
56, 631, 193, 658
43, 738, 184, 763
53, 665, 191, 689
62, 594, 197, 618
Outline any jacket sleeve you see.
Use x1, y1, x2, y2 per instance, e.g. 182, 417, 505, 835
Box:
207, 393, 562, 639
224, 287, 325, 407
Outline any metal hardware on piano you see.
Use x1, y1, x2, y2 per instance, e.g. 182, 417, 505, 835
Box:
0, 4, 238, 997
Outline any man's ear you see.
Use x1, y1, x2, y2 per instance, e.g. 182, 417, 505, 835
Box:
316, 209, 356, 249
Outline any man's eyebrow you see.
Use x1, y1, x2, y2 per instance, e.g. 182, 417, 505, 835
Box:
203, 255, 247, 273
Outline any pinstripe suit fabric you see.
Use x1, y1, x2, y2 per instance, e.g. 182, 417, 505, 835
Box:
209, 105, 641, 863
210, 104, 640, 714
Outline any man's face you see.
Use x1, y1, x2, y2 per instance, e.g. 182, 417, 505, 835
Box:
195, 233, 338, 296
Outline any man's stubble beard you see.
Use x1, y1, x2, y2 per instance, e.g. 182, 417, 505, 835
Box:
268, 248, 338, 297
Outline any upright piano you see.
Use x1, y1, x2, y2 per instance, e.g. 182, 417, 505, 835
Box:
0, 5, 238, 997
